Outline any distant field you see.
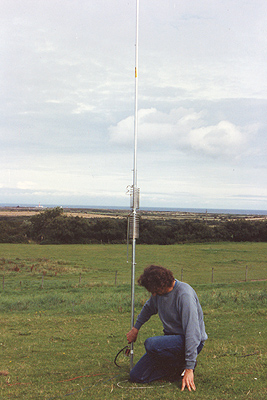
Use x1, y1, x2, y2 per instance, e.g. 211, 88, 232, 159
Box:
0, 208, 124, 219
0, 243, 266, 399
0, 206, 266, 221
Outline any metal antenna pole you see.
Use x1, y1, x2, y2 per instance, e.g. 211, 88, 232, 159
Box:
130, 0, 140, 371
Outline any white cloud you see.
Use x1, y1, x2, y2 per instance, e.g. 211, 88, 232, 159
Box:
188, 121, 245, 157
17, 181, 35, 190
71, 103, 95, 114
109, 107, 204, 146
109, 108, 255, 160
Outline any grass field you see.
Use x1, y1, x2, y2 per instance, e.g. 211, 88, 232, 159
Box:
0, 243, 266, 399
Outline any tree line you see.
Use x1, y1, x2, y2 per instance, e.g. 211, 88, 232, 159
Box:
0, 207, 267, 244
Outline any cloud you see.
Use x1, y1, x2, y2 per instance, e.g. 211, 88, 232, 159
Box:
188, 121, 245, 157
109, 107, 204, 145
109, 107, 254, 159
17, 181, 35, 190
71, 103, 96, 115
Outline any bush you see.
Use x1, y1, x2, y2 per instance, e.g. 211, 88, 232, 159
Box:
0, 219, 28, 243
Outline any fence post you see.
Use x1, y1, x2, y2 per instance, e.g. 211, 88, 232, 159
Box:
181, 268, 183, 282
115, 270, 118, 286
211, 267, 214, 283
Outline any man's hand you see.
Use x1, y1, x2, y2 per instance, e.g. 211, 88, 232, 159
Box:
181, 369, 196, 392
126, 327, 139, 343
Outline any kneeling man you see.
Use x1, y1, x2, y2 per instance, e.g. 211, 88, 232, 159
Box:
126, 265, 208, 391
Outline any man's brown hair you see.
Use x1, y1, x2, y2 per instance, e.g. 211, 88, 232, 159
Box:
137, 265, 174, 293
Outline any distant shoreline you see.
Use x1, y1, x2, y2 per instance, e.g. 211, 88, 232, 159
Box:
0, 203, 267, 215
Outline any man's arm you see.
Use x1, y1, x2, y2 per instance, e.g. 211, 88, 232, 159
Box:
178, 291, 203, 391
181, 369, 196, 392
132, 296, 158, 331
126, 327, 139, 343
179, 292, 201, 370
126, 297, 157, 344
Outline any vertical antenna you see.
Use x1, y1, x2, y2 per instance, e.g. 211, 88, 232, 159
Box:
130, 0, 140, 371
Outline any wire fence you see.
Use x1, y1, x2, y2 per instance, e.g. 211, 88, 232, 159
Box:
1, 265, 266, 292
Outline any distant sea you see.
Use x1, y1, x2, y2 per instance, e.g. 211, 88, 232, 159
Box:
1, 203, 266, 216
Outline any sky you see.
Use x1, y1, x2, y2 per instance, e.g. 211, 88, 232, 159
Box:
1, 0, 267, 211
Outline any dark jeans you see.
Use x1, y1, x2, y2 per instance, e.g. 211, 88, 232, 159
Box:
130, 335, 204, 383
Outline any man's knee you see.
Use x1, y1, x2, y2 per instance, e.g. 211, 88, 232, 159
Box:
144, 337, 157, 353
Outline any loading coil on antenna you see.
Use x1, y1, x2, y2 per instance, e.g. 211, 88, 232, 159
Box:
127, 185, 140, 210
128, 212, 140, 239
126, 185, 140, 245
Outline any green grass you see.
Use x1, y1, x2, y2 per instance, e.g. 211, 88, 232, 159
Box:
1, 242, 266, 285
0, 243, 266, 399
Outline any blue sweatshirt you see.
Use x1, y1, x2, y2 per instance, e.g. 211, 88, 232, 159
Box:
134, 280, 208, 369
